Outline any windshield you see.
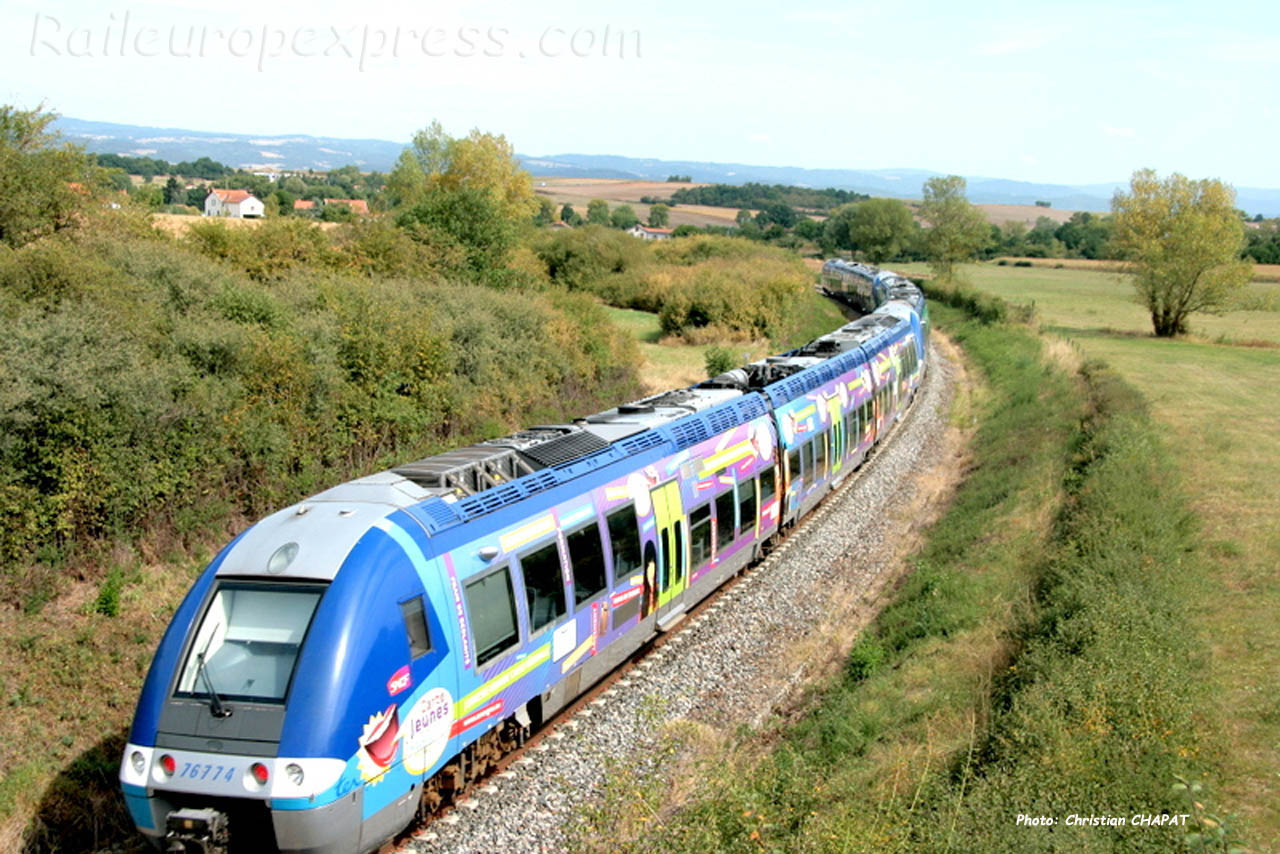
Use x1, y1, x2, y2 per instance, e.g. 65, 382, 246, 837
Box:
176, 582, 325, 704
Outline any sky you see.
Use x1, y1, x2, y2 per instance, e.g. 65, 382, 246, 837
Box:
4, 0, 1279, 188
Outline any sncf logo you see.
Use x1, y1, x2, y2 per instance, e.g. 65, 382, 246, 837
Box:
387, 665, 411, 696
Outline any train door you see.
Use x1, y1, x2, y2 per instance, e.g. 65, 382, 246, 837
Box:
651, 480, 688, 625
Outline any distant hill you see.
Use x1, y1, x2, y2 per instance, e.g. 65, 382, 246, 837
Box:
53, 117, 1280, 216
55, 117, 405, 173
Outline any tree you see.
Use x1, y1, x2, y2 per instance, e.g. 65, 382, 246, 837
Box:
395, 120, 535, 222
648, 203, 670, 227
397, 186, 516, 278
1111, 169, 1251, 337
586, 199, 610, 226
1055, 211, 1113, 259
610, 205, 639, 229
753, 201, 796, 229
163, 176, 182, 205
845, 198, 915, 264
0, 105, 97, 248
920, 175, 991, 281
535, 196, 556, 225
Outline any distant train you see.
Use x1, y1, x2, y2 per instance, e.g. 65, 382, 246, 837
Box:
121, 264, 929, 854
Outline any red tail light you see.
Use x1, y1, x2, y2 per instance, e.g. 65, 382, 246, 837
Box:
159, 754, 176, 776
250, 762, 269, 785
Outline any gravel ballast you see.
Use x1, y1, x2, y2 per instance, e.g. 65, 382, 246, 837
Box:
404, 341, 959, 854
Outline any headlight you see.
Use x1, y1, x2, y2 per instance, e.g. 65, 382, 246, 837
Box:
285, 763, 304, 786
130, 751, 145, 774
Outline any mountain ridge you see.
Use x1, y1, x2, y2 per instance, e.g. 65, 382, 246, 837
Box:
53, 116, 1280, 216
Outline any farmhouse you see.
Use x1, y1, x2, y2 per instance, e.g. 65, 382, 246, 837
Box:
627, 224, 674, 240
204, 189, 264, 218
293, 199, 316, 211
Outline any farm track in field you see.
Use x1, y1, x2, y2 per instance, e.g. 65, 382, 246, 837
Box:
390, 332, 969, 854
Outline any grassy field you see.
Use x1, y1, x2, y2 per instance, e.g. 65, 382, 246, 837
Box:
917, 262, 1280, 848
989, 256, 1280, 284
605, 289, 849, 393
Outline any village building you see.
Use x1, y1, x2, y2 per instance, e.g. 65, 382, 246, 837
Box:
203, 189, 264, 218
627, 223, 674, 240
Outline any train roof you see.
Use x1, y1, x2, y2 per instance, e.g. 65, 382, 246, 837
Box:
822, 258, 878, 281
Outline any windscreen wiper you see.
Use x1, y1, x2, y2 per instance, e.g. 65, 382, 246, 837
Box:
196, 649, 232, 719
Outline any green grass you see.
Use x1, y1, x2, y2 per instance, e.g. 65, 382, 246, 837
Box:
920, 262, 1280, 848
897, 261, 1280, 346
783, 289, 851, 349
605, 291, 850, 393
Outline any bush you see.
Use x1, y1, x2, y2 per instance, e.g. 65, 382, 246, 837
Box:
0, 230, 641, 603
703, 346, 737, 377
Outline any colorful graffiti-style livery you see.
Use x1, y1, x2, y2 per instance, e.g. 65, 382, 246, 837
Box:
122, 267, 929, 854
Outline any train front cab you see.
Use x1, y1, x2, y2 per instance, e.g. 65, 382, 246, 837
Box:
121, 492, 467, 854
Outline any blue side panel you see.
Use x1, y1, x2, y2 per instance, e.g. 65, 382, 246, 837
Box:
280, 528, 435, 760
123, 784, 154, 830
128, 531, 246, 745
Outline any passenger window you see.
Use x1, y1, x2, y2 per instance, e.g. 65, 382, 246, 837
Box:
760, 466, 776, 502
520, 542, 565, 633
715, 488, 735, 550
606, 505, 641, 578
802, 442, 815, 488
689, 505, 712, 568
464, 566, 518, 667
739, 480, 757, 536
787, 448, 800, 488
400, 596, 432, 658
566, 524, 608, 608
815, 432, 827, 478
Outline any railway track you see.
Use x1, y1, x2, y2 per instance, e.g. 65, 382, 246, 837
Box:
388, 337, 942, 851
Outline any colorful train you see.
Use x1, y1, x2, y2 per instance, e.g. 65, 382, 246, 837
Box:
121, 265, 929, 854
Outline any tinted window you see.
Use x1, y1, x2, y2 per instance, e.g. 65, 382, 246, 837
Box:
802, 442, 815, 489
715, 488, 736, 549
606, 505, 641, 578
566, 524, 607, 608
689, 505, 712, 568
521, 542, 565, 633
787, 448, 800, 488
400, 596, 432, 658
760, 466, 776, 502
815, 432, 827, 477
464, 566, 518, 667
739, 480, 757, 536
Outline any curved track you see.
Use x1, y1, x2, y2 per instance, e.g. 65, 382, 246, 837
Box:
393, 335, 960, 853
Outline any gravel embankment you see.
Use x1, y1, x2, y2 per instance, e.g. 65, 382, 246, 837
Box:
405, 342, 958, 854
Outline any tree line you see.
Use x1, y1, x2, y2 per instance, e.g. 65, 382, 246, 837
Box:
652, 181, 869, 211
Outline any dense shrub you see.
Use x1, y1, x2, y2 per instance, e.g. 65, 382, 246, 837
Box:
0, 230, 639, 603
